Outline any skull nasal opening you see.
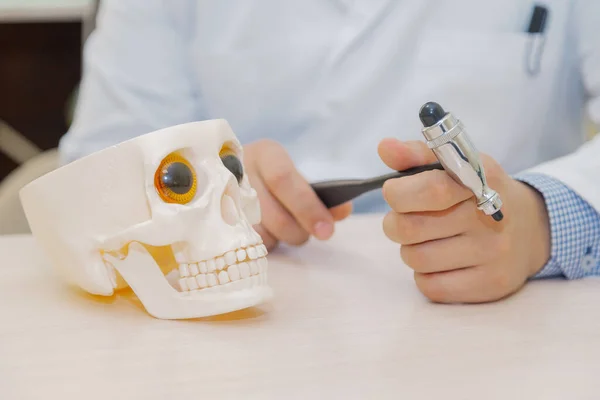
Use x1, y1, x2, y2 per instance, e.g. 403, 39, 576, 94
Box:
221, 176, 242, 226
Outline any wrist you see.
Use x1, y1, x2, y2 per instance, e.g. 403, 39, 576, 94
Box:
513, 179, 552, 277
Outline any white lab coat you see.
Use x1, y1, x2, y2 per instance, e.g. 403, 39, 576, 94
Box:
60, 0, 600, 212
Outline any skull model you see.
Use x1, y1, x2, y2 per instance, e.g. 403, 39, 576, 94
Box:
20, 120, 272, 319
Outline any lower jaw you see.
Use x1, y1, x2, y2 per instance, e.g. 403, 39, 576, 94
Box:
169, 283, 274, 320
104, 242, 273, 320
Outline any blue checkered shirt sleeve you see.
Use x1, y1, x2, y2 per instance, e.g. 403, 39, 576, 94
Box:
514, 173, 600, 279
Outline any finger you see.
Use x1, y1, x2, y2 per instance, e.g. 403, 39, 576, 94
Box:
331, 202, 353, 221
383, 169, 473, 213
258, 143, 334, 240
249, 172, 310, 246
414, 263, 524, 304
400, 233, 502, 274
377, 138, 437, 171
383, 199, 479, 245
253, 224, 278, 251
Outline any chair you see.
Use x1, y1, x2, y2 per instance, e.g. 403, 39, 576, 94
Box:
0, 148, 59, 234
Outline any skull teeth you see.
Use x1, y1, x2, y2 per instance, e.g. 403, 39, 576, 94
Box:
177, 244, 267, 276
228, 265, 241, 281
178, 264, 190, 278
176, 244, 268, 293
225, 251, 237, 265
186, 276, 199, 291
198, 262, 208, 274
207, 259, 217, 273
247, 247, 258, 260
249, 260, 259, 275
207, 273, 218, 287
236, 249, 246, 262
218, 271, 230, 285
196, 274, 207, 289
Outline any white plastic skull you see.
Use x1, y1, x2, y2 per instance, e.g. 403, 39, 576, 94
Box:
20, 119, 272, 319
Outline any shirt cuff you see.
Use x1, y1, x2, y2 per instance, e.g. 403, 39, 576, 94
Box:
513, 172, 600, 279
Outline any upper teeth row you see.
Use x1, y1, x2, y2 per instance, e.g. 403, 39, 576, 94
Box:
178, 244, 268, 278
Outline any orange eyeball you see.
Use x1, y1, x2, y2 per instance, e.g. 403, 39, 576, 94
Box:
154, 153, 197, 204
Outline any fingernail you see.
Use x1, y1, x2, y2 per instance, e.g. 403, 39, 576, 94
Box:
313, 221, 334, 240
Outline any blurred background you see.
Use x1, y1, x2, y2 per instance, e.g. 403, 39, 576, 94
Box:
0, 1, 598, 236
0, 0, 98, 234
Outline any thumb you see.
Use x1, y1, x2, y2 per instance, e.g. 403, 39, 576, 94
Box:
377, 138, 438, 171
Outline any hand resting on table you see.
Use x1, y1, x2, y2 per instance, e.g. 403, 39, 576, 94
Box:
378, 138, 551, 303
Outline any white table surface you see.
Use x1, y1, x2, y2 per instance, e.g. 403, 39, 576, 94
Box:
0, 0, 94, 22
1, 214, 599, 399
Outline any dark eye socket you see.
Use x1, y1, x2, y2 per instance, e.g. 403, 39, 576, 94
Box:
221, 153, 244, 183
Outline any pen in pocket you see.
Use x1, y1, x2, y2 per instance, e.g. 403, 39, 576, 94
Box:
525, 4, 549, 76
